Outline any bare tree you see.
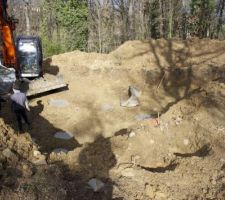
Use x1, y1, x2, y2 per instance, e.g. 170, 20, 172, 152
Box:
23, 0, 31, 35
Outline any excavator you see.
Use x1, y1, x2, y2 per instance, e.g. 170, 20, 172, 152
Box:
0, 0, 66, 98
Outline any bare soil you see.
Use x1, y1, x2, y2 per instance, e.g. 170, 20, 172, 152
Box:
0, 38, 225, 199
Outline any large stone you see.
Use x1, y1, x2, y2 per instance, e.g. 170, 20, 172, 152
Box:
120, 86, 141, 107
88, 178, 105, 192
54, 131, 73, 140
121, 95, 140, 107
129, 86, 141, 97
31, 155, 47, 165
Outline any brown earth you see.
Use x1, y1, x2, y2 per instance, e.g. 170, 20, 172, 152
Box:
0, 38, 225, 199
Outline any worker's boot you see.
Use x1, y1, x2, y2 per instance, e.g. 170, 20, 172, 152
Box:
18, 126, 24, 133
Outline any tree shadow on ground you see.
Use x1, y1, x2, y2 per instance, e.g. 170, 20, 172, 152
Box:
124, 39, 225, 117
29, 100, 81, 153
72, 101, 104, 142
146, 39, 198, 115
0, 99, 122, 199
0, 99, 80, 153
52, 101, 122, 199
56, 135, 120, 200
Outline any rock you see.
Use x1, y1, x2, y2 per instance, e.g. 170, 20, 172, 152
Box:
52, 148, 69, 154
31, 150, 47, 165
88, 178, 105, 192
135, 114, 152, 121
129, 132, 136, 138
31, 155, 47, 165
121, 95, 139, 107
129, 86, 141, 97
183, 139, 189, 146
54, 131, 73, 140
33, 150, 41, 157
2, 148, 18, 162
120, 86, 141, 108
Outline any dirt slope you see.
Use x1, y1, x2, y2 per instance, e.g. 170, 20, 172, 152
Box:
0, 38, 225, 199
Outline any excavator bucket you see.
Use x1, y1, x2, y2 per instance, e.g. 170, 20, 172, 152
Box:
0, 65, 67, 98
0, 64, 16, 97
21, 73, 67, 97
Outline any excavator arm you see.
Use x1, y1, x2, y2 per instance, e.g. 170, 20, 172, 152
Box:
0, 0, 18, 70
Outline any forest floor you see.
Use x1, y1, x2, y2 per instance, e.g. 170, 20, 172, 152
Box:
0, 38, 225, 199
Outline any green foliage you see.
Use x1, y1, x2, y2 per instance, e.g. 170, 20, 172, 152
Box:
42, 38, 64, 58
149, 1, 161, 38
190, 0, 215, 37
55, 0, 88, 51
40, 0, 88, 57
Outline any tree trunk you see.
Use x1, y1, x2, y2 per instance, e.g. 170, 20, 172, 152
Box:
181, 0, 187, 39
97, 8, 102, 53
159, 0, 163, 38
24, 3, 30, 35
168, 0, 173, 38
216, 0, 225, 38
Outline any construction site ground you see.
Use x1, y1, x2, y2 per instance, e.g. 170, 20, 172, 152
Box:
0, 38, 225, 200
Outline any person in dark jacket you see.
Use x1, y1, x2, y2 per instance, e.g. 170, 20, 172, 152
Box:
0, 97, 4, 111
10, 84, 31, 132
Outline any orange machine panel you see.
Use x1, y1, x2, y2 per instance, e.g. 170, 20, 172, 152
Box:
0, 0, 18, 69
2, 25, 17, 68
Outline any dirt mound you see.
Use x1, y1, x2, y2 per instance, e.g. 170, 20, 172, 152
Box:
0, 38, 225, 199
47, 38, 225, 72
0, 120, 68, 199
110, 38, 225, 68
